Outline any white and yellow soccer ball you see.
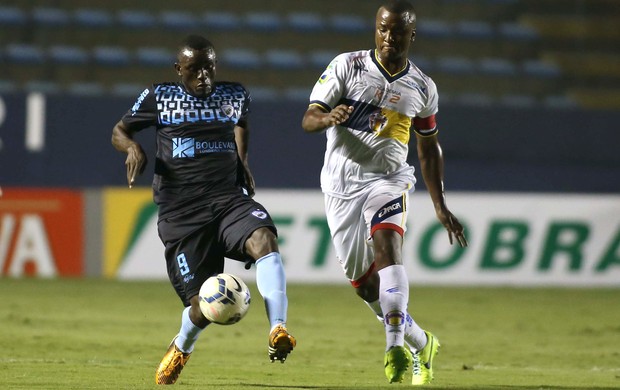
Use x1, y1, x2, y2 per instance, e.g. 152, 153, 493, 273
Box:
198, 273, 251, 325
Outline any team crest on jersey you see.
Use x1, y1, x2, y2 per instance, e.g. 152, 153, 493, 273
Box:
221, 104, 236, 118
368, 110, 388, 134
251, 210, 268, 219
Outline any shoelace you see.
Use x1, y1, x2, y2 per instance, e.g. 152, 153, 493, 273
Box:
412, 353, 422, 375
164, 351, 189, 375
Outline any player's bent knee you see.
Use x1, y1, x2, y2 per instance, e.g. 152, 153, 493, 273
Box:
245, 227, 279, 259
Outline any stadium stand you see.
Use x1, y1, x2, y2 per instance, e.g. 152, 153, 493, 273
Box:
0, 0, 618, 109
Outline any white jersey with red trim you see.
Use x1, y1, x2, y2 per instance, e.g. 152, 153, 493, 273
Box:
308, 49, 439, 199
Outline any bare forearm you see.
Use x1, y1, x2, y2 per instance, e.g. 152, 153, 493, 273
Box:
418, 137, 447, 211
301, 109, 331, 133
234, 124, 249, 163
111, 121, 139, 153
302, 104, 353, 133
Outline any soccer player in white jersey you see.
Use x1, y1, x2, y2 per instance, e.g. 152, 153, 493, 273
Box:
302, 0, 467, 385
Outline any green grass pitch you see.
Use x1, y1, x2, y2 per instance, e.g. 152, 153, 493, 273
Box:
1, 278, 619, 389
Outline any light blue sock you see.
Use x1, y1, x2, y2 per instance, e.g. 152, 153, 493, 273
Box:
174, 307, 205, 353
255, 252, 288, 330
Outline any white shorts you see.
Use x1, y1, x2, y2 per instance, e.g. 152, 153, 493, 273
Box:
324, 177, 413, 287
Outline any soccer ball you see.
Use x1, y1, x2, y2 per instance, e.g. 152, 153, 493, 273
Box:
198, 273, 251, 325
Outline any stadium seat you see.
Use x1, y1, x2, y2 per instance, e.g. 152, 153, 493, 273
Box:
116, 10, 156, 29
522, 59, 561, 78
92, 46, 131, 66
454, 92, 494, 107
543, 94, 578, 109
48, 45, 90, 65
24, 80, 62, 94
219, 48, 262, 69
410, 55, 434, 72
159, 11, 198, 30
417, 19, 453, 39
454, 20, 494, 39
283, 87, 311, 101
5, 44, 45, 64
499, 94, 537, 108
73, 9, 114, 28
110, 82, 146, 97
263, 49, 304, 70
67, 81, 106, 95
436, 56, 475, 74
135, 47, 174, 67
328, 14, 367, 33
287, 12, 325, 32
32, 7, 71, 27
308, 50, 338, 69
0, 7, 27, 26
478, 57, 517, 76
202, 11, 241, 31
245, 12, 283, 31
247, 86, 279, 102
498, 22, 538, 41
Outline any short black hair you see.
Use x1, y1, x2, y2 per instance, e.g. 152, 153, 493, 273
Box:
180, 34, 214, 51
383, 0, 416, 25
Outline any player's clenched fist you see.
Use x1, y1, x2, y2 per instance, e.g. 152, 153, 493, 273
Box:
327, 105, 354, 126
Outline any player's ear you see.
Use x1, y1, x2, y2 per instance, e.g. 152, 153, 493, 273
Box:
411, 29, 416, 42
174, 63, 182, 76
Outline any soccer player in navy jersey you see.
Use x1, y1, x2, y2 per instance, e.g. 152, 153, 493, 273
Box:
302, 0, 467, 385
111, 34, 295, 385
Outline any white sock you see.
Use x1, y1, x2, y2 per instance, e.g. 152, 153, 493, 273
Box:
174, 307, 205, 353
255, 252, 288, 331
366, 298, 427, 351
404, 312, 428, 351
378, 265, 409, 350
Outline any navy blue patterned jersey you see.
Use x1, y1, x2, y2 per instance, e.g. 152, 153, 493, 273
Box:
121, 81, 251, 218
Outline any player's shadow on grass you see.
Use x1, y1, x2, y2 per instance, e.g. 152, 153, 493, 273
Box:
226, 385, 620, 390
222, 386, 356, 389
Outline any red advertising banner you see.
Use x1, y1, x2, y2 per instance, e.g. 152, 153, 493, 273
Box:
0, 188, 83, 277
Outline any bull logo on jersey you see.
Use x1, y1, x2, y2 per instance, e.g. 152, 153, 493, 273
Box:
368, 110, 388, 134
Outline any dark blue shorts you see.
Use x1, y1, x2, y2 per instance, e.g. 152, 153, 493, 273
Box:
157, 193, 276, 306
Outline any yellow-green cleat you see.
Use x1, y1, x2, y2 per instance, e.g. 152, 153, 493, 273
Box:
411, 331, 440, 385
384, 345, 413, 383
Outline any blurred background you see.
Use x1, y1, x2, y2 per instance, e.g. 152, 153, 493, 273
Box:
0, 0, 619, 283
1, 0, 619, 191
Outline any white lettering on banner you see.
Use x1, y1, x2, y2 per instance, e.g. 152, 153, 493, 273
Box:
0, 214, 16, 271
0, 96, 6, 128
114, 191, 620, 286
25, 92, 46, 152
0, 96, 5, 150
0, 214, 57, 277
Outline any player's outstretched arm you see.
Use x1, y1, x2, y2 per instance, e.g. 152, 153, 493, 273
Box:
416, 132, 468, 247
301, 105, 353, 133
111, 120, 147, 189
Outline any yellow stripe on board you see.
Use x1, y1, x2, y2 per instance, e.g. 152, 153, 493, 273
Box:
102, 188, 153, 278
